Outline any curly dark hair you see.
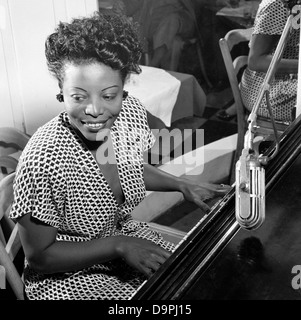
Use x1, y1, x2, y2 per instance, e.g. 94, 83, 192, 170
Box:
45, 11, 143, 88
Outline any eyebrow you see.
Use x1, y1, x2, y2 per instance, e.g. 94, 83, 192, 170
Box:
102, 85, 119, 91
72, 87, 87, 92
71, 85, 119, 92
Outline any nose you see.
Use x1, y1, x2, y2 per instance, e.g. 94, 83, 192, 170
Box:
85, 98, 104, 117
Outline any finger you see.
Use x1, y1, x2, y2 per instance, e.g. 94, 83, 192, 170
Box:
198, 191, 213, 201
156, 254, 168, 265
153, 248, 172, 260
216, 184, 232, 193
200, 182, 230, 191
140, 258, 163, 278
195, 199, 211, 213
150, 252, 170, 264
200, 183, 231, 194
147, 260, 162, 273
142, 266, 154, 278
198, 183, 223, 193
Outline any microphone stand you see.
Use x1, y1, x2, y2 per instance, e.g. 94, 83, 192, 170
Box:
236, 3, 299, 230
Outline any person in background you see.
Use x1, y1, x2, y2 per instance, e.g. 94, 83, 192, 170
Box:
197, 0, 244, 90
110, 0, 196, 71
9, 12, 229, 300
217, 0, 299, 122
144, 0, 196, 70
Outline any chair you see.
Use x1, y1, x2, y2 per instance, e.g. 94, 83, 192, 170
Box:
0, 127, 30, 179
219, 28, 291, 184
0, 172, 25, 300
0, 127, 28, 299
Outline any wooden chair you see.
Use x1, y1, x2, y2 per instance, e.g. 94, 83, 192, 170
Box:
0, 127, 28, 298
0, 172, 25, 300
219, 28, 291, 184
0, 127, 30, 179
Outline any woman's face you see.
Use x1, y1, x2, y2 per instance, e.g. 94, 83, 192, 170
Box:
62, 62, 124, 141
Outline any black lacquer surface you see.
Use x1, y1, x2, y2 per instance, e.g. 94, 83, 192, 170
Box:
133, 115, 301, 300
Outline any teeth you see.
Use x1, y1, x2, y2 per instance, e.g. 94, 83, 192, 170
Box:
85, 122, 105, 129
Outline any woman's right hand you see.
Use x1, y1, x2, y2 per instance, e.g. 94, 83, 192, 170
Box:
116, 236, 172, 278
18, 213, 171, 276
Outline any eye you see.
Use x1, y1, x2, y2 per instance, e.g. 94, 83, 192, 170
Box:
71, 95, 85, 102
103, 94, 116, 101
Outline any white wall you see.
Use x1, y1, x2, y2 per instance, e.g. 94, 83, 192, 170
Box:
0, 0, 98, 135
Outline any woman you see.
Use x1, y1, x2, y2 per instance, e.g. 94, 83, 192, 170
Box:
9, 12, 228, 300
115, 0, 196, 70
219, 0, 299, 122
241, 0, 299, 122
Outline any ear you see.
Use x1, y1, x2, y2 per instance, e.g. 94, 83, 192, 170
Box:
56, 93, 64, 102
123, 90, 128, 100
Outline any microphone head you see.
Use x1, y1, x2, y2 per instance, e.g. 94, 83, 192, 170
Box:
281, 0, 301, 10
235, 150, 265, 230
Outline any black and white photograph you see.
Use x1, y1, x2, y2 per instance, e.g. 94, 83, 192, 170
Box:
0, 0, 301, 305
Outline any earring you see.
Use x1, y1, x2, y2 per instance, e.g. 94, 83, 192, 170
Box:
123, 90, 128, 100
56, 93, 64, 102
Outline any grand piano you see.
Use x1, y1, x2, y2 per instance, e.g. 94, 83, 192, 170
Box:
132, 114, 301, 300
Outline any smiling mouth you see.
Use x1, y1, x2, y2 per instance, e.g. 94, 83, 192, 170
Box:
82, 121, 106, 130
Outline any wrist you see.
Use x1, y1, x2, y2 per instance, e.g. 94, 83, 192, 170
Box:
177, 176, 190, 194
114, 236, 127, 259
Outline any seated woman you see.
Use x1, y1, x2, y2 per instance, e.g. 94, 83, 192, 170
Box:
218, 0, 299, 122
241, 0, 299, 122
10, 12, 229, 300
116, 0, 196, 71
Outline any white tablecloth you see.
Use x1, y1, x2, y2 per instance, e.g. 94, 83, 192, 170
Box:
124, 65, 181, 127
216, 0, 259, 18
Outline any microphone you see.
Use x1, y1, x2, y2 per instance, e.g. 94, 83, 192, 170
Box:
235, 1, 296, 230
281, 0, 301, 10
235, 148, 265, 230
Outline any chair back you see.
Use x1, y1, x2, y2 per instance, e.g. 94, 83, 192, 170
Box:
0, 127, 29, 155
223, 28, 253, 52
0, 127, 29, 299
219, 29, 252, 183
0, 127, 29, 179
219, 28, 253, 137
0, 172, 24, 300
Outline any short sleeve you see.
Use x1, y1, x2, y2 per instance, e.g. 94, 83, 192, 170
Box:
254, 0, 288, 35
9, 147, 64, 228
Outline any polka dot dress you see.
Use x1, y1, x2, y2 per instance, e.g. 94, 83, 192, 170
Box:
10, 95, 175, 300
240, 0, 299, 122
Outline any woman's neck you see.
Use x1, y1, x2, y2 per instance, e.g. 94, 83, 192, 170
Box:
72, 126, 103, 151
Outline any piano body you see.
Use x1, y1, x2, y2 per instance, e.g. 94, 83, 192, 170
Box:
132, 115, 301, 300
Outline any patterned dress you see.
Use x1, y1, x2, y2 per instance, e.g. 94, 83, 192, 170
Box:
240, 0, 299, 122
9, 95, 175, 300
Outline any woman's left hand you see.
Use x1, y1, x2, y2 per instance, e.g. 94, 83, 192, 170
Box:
178, 178, 231, 213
